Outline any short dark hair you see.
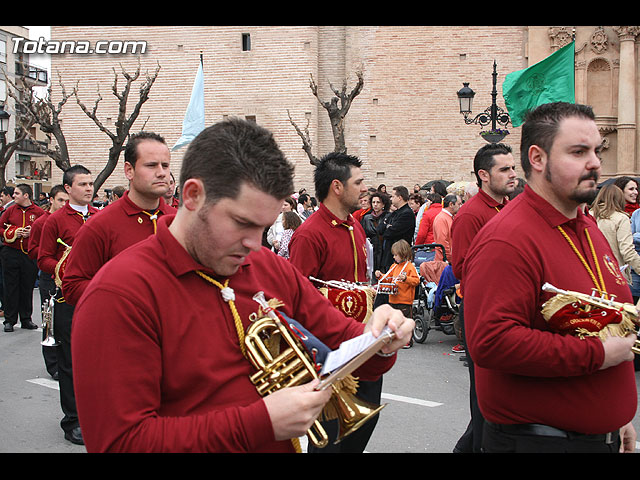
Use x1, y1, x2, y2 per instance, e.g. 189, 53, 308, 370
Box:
298, 193, 310, 204
314, 152, 362, 202
520, 102, 596, 179
443, 193, 459, 208
473, 143, 513, 187
63, 165, 91, 187
180, 118, 295, 205
15, 183, 33, 199
393, 185, 409, 202
49, 184, 67, 199
370, 191, 391, 211
124, 131, 167, 168
426, 192, 442, 204
1, 186, 15, 197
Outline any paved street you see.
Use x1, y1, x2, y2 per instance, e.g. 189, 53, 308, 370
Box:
2, 289, 640, 453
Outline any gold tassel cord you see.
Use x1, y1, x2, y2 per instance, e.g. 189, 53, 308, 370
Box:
195, 271, 301, 452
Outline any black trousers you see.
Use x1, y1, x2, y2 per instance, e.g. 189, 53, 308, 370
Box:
39, 272, 58, 377
53, 296, 79, 433
482, 421, 621, 453
1, 247, 38, 326
453, 299, 484, 453
307, 376, 383, 453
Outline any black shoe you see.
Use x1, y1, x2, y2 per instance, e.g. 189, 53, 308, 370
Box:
21, 320, 39, 330
64, 427, 84, 445
3, 323, 14, 332
51, 371, 59, 381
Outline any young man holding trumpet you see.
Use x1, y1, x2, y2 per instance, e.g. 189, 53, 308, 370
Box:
71, 118, 414, 453
463, 102, 637, 453
38, 165, 99, 446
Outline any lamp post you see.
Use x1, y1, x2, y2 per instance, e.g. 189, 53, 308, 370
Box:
456, 60, 511, 143
0, 107, 9, 143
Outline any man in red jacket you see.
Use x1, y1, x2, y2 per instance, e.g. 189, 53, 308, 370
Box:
38, 165, 99, 446
71, 119, 414, 453
464, 102, 638, 453
0, 183, 45, 332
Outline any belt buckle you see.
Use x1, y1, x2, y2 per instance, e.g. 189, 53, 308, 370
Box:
605, 432, 613, 444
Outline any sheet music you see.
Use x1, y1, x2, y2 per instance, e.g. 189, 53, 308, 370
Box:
320, 326, 393, 375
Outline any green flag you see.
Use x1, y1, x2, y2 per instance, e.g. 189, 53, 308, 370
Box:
502, 41, 575, 127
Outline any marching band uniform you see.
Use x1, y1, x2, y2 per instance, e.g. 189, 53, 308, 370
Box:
464, 186, 636, 448
61, 190, 175, 306
450, 187, 508, 453
71, 215, 395, 453
451, 188, 508, 287
27, 211, 58, 378
289, 202, 381, 453
0, 202, 45, 331
288, 202, 369, 283
38, 201, 99, 443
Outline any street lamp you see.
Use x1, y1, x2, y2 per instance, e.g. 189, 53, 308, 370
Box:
0, 107, 9, 137
456, 60, 511, 143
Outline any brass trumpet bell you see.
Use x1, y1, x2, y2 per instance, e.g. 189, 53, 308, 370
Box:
326, 385, 386, 443
244, 311, 386, 448
41, 296, 59, 347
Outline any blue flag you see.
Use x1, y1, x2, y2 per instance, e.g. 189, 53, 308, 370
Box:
172, 59, 205, 151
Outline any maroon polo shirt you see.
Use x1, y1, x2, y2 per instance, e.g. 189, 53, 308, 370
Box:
72, 214, 394, 453
288, 202, 368, 283
27, 210, 50, 261
38, 202, 99, 276
463, 185, 637, 434
451, 188, 508, 285
0, 202, 45, 254
61, 191, 176, 306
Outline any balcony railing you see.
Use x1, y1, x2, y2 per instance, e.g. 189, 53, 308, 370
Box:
14, 61, 48, 85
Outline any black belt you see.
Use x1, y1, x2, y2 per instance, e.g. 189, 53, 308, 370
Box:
486, 421, 618, 444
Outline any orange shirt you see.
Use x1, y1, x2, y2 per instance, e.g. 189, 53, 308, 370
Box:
379, 261, 419, 305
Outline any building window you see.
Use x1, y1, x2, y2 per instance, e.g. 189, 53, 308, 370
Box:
245, 115, 256, 123
242, 33, 251, 51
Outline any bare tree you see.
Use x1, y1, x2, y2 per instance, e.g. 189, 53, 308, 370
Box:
75, 59, 161, 194
5, 70, 75, 173
0, 118, 35, 190
289, 69, 364, 166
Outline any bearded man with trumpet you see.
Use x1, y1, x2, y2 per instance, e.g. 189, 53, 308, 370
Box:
71, 118, 414, 453
463, 102, 638, 453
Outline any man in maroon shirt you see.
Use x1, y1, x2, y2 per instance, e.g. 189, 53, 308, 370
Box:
38, 165, 99, 446
71, 119, 414, 453
450, 142, 516, 453
0, 184, 45, 332
289, 152, 381, 453
464, 102, 638, 453
28, 184, 68, 380
62, 132, 175, 306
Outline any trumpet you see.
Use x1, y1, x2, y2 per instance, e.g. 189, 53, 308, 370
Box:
541, 282, 640, 354
245, 291, 386, 448
309, 276, 370, 291
41, 294, 59, 347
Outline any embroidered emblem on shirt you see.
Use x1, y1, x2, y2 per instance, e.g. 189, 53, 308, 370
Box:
602, 254, 627, 286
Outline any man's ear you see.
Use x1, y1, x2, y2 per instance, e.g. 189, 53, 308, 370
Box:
477, 169, 490, 184
528, 145, 547, 175
180, 179, 206, 211
330, 179, 344, 198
